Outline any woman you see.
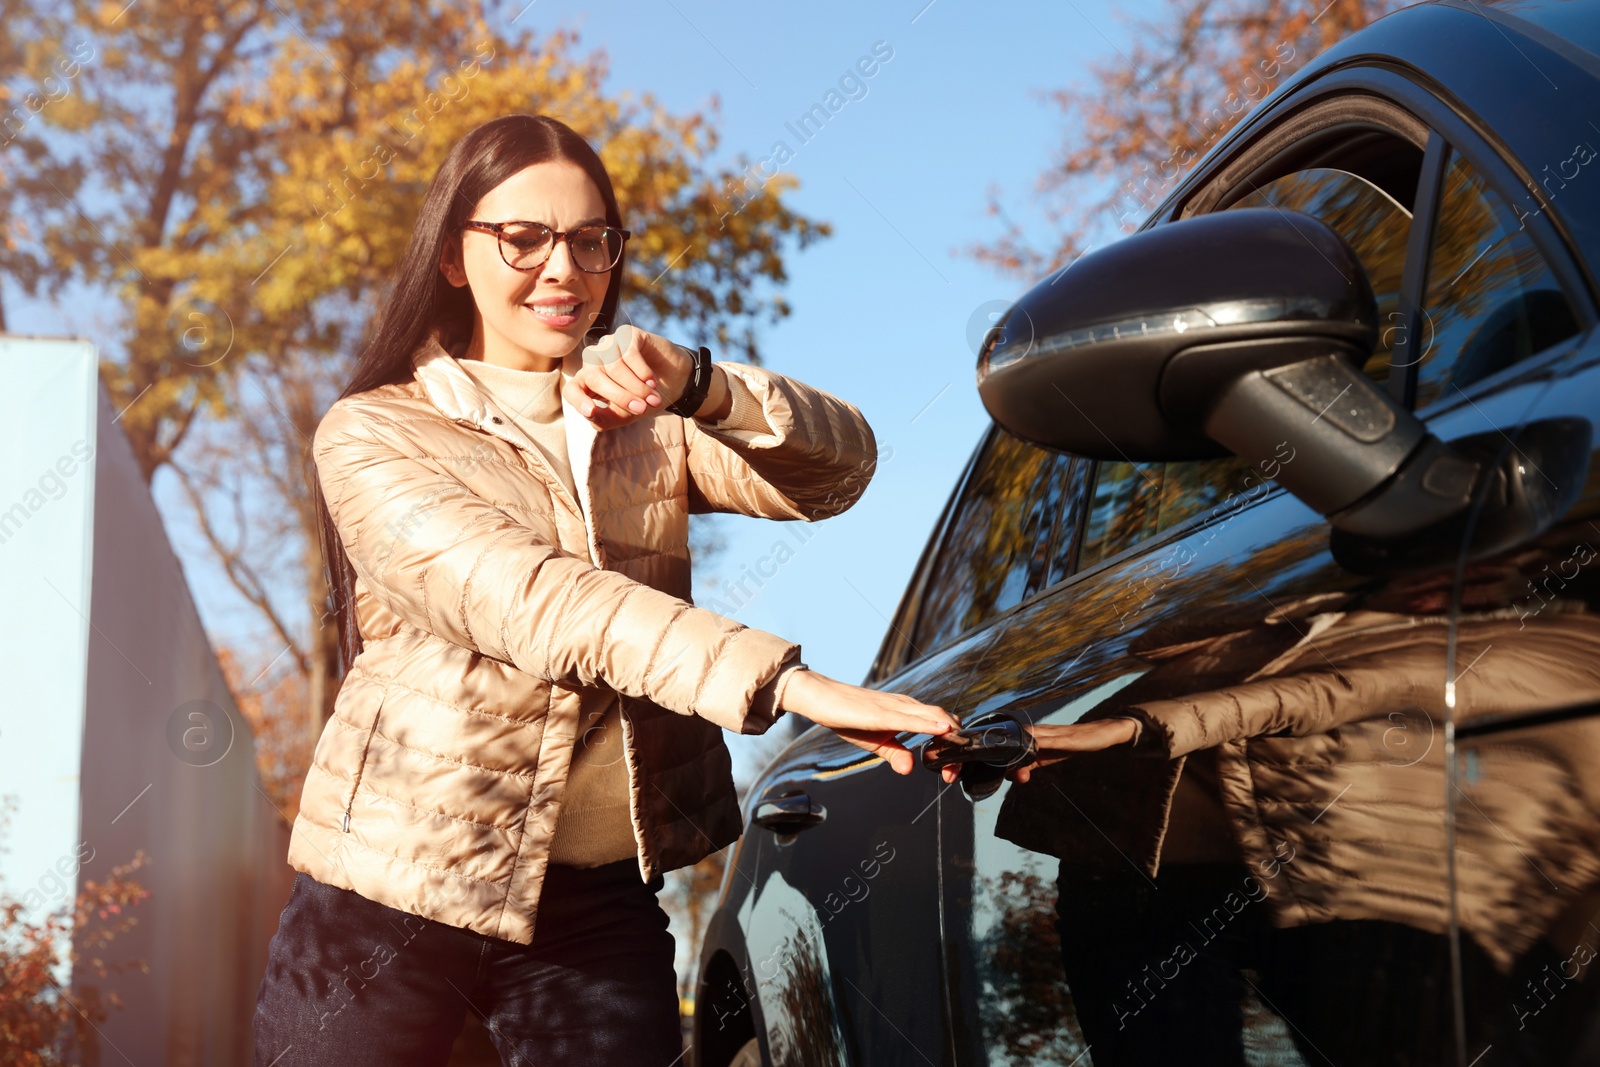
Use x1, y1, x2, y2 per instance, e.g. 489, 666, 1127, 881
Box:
252, 113, 960, 1065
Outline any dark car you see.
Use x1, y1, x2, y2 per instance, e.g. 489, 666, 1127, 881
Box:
691, 2, 1600, 1065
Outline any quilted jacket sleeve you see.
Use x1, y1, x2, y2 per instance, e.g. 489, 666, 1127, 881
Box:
685, 362, 878, 520
313, 397, 797, 735
1118, 611, 1600, 759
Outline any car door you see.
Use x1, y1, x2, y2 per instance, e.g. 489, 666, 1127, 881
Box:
731, 720, 949, 1067
936, 94, 1494, 1067
1388, 128, 1600, 1065
724, 438, 1032, 1067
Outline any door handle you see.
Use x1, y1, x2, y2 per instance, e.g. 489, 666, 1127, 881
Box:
918, 711, 1037, 772
918, 711, 1037, 801
752, 789, 827, 834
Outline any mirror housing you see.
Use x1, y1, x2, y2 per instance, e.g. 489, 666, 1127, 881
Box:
977, 208, 1481, 540
978, 208, 1378, 461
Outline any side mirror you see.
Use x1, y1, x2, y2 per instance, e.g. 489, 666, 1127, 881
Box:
977, 208, 1478, 539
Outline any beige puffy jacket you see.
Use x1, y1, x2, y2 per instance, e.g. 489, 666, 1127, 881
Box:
289, 330, 876, 944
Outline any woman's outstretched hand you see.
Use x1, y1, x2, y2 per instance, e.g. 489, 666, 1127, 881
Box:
778, 669, 963, 778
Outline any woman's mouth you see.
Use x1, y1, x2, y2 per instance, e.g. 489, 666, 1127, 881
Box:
525, 302, 582, 327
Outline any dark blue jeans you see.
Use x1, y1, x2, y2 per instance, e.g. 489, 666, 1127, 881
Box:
252, 860, 683, 1066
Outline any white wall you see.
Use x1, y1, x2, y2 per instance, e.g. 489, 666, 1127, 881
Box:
0, 335, 293, 1064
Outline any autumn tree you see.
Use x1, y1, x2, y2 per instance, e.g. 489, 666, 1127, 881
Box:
2, 2, 829, 813
17, 0, 823, 482
0, 0, 93, 333
969, 0, 1403, 279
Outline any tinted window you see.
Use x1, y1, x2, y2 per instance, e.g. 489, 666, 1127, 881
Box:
1078, 454, 1265, 569
910, 431, 1085, 656
1079, 460, 1161, 570
1411, 149, 1580, 409
1229, 167, 1414, 384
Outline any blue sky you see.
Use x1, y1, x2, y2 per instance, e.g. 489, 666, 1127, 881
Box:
561, 0, 1163, 773
555, 0, 1157, 649
6, 0, 1165, 778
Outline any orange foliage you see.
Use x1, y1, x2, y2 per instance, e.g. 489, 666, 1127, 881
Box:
0, 797, 149, 1065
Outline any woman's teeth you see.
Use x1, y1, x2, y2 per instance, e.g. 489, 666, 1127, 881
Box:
528, 304, 578, 320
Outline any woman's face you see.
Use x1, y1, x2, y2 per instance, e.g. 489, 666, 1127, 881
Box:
441, 160, 614, 367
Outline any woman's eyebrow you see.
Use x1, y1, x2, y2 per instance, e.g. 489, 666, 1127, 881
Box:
506, 215, 608, 227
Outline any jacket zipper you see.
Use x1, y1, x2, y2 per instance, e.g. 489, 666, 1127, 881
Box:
343, 684, 387, 832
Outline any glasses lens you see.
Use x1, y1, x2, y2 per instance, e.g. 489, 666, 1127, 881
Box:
500, 223, 553, 269
570, 226, 623, 272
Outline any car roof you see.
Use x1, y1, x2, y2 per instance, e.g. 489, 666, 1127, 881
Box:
1474, 0, 1600, 60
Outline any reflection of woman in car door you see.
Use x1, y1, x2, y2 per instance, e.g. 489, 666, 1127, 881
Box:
993, 565, 1600, 1065
251, 114, 958, 1067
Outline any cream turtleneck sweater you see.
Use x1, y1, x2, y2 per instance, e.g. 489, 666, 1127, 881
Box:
455, 353, 808, 868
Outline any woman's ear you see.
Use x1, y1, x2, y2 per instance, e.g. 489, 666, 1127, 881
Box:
439, 245, 466, 288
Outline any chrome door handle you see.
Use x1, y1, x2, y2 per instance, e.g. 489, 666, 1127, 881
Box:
752, 789, 827, 834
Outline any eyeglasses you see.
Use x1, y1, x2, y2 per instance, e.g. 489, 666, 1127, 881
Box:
461, 219, 631, 274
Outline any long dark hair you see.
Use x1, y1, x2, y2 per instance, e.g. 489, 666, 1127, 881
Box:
313, 114, 628, 676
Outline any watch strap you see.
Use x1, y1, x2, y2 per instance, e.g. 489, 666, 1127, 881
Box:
666, 344, 714, 418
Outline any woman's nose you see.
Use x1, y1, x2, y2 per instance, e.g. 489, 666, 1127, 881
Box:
541, 233, 580, 278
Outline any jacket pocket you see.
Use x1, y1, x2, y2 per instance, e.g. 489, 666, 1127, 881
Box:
342, 682, 389, 833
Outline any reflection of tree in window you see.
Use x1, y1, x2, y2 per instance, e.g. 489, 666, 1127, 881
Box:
1037, 456, 1094, 593
975, 868, 1090, 1066
911, 432, 1065, 655
1230, 168, 1413, 384
1413, 151, 1579, 410
1079, 454, 1255, 568
1157, 454, 1256, 535
1079, 460, 1164, 570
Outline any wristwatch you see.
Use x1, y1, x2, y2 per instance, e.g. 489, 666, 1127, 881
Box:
666, 344, 714, 418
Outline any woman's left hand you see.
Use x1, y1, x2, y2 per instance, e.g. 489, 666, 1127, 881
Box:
777, 668, 963, 777
565, 325, 703, 431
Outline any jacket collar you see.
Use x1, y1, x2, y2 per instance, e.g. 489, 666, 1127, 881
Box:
410, 330, 602, 565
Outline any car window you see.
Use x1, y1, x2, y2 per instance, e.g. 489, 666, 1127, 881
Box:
1411, 148, 1581, 410
1228, 167, 1414, 385
1077, 454, 1264, 569
909, 430, 1086, 656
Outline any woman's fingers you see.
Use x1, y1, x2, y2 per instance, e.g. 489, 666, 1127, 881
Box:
599, 351, 662, 408
564, 370, 655, 430
812, 702, 956, 740
570, 326, 705, 428
617, 331, 679, 405
574, 365, 653, 418
780, 671, 958, 776
874, 690, 961, 734
833, 729, 917, 775
562, 375, 624, 429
